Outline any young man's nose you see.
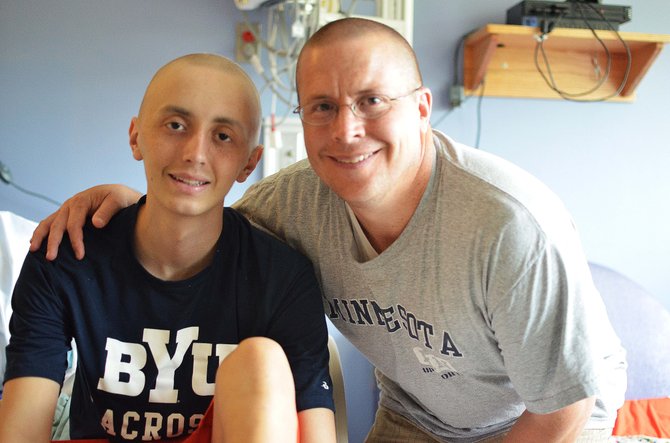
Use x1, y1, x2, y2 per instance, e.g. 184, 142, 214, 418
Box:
183, 132, 208, 164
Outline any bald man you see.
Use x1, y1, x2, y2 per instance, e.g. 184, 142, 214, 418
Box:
1, 54, 335, 443
33, 18, 626, 443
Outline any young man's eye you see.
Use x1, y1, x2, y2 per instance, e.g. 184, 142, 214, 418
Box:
167, 121, 185, 131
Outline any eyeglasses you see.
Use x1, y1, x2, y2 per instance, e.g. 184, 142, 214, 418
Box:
293, 86, 423, 126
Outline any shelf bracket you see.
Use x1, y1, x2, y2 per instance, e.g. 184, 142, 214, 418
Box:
465, 33, 498, 92
620, 42, 664, 97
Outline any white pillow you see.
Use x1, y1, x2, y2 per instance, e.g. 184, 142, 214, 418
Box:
0, 211, 37, 389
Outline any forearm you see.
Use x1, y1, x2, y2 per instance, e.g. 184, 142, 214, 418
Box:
0, 377, 60, 443
503, 396, 596, 443
298, 407, 336, 443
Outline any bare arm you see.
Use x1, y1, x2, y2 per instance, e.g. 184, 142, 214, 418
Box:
0, 377, 61, 443
29, 184, 141, 260
503, 396, 596, 443
298, 407, 336, 443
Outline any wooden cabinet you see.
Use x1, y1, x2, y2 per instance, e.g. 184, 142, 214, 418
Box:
463, 24, 670, 101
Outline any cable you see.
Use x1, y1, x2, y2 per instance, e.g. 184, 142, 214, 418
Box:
431, 30, 484, 149
452, 33, 468, 89
9, 182, 62, 207
241, 0, 322, 116
0, 160, 62, 206
536, 7, 611, 97
474, 78, 485, 149
431, 31, 472, 128
533, 2, 632, 102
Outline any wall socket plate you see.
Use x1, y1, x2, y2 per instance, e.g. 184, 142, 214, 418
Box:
235, 22, 261, 63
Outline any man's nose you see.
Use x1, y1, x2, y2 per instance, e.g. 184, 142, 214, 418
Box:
331, 104, 364, 143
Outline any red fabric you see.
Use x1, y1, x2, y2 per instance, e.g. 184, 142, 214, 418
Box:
612, 397, 670, 437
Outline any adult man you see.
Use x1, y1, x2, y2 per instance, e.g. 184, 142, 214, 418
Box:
1, 54, 335, 442
31, 19, 626, 443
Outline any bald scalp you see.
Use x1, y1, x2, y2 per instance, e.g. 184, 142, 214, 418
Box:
297, 18, 423, 87
139, 53, 262, 144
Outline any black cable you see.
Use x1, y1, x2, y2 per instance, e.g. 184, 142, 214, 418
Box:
538, 4, 612, 97
533, 2, 632, 102
431, 31, 472, 128
0, 161, 61, 206
535, 31, 612, 98
453, 32, 467, 88
538, 5, 612, 97
8, 182, 62, 206
433, 30, 485, 149
582, 0, 632, 98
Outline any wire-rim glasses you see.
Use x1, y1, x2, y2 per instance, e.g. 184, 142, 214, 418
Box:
293, 86, 423, 126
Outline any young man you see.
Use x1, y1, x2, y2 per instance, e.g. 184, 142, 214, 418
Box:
1, 54, 335, 443
31, 19, 626, 443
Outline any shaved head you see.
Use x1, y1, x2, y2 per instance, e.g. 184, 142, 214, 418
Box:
296, 18, 423, 96
140, 53, 262, 145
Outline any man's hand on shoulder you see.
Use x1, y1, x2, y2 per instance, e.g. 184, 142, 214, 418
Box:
30, 184, 142, 260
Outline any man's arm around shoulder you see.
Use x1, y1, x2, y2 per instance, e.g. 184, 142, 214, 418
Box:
0, 377, 60, 443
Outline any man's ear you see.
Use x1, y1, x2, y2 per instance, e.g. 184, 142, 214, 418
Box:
128, 117, 143, 161
236, 146, 264, 183
417, 87, 433, 131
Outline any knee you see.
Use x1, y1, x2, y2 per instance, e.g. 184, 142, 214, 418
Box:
221, 337, 287, 372
215, 337, 294, 394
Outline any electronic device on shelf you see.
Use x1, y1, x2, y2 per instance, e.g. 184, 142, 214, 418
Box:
506, 0, 632, 31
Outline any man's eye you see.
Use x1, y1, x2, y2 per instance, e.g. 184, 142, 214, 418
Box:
361, 96, 384, 107
309, 102, 336, 114
167, 121, 185, 131
217, 132, 231, 142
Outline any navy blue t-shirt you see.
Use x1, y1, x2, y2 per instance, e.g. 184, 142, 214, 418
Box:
6, 198, 333, 441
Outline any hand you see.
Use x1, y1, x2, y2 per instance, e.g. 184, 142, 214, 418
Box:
29, 184, 141, 260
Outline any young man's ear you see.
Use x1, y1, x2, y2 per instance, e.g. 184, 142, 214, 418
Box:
236, 146, 264, 183
128, 117, 143, 161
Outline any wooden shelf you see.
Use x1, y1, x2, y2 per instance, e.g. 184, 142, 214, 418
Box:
463, 24, 670, 101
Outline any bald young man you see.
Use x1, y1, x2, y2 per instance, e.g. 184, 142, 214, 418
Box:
1, 54, 335, 443
32, 18, 626, 443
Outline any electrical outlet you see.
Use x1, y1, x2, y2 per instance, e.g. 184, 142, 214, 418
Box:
449, 85, 465, 108
235, 22, 261, 63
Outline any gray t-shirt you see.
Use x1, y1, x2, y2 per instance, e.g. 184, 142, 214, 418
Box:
234, 131, 626, 442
